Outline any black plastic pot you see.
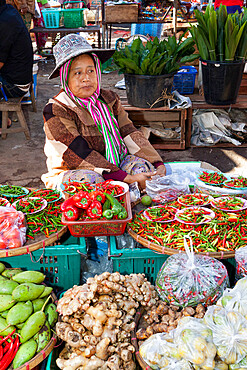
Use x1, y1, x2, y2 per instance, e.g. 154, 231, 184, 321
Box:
124, 73, 175, 108
201, 59, 245, 105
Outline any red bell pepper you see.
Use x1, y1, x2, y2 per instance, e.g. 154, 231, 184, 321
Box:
64, 205, 81, 221
73, 191, 91, 209
86, 200, 102, 219
89, 190, 105, 203
60, 197, 75, 212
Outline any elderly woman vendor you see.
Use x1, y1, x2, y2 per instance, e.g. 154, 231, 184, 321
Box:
42, 34, 169, 191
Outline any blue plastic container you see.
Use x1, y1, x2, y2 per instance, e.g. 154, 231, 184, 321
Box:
173, 65, 197, 94
131, 23, 163, 38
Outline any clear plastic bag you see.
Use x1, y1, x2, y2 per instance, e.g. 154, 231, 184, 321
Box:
139, 332, 193, 370
204, 305, 247, 365
235, 246, 247, 281
173, 316, 217, 369
217, 277, 247, 317
0, 206, 26, 249
146, 175, 190, 204
155, 237, 229, 307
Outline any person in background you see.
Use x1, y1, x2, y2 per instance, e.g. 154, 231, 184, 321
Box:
214, 0, 243, 13
33, 0, 50, 52
42, 34, 169, 191
0, 0, 33, 133
6, 0, 35, 30
58, 0, 91, 9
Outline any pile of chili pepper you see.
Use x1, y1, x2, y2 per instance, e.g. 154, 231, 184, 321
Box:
14, 197, 45, 214
129, 203, 247, 253
178, 193, 210, 207
26, 201, 63, 239
0, 329, 20, 370
176, 207, 214, 224
224, 176, 247, 189
61, 189, 128, 222
198, 171, 227, 185
62, 181, 94, 195
0, 198, 10, 207
28, 188, 62, 203
0, 184, 28, 198
144, 205, 176, 222
211, 196, 245, 211
94, 180, 125, 197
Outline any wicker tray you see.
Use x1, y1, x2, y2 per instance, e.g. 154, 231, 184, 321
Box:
127, 226, 236, 259
0, 225, 68, 258
131, 307, 151, 370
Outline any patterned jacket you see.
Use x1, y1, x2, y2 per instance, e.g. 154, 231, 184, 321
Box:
42, 89, 163, 189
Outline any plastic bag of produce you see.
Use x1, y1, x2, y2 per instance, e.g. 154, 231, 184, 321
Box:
235, 246, 247, 281
204, 305, 247, 365
146, 175, 189, 204
173, 316, 216, 369
229, 356, 247, 369
217, 277, 247, 316
139, 332, 193, 369
0, 206, 26, 249
156, 237, 229, 307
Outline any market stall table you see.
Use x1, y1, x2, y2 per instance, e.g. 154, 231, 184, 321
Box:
30, 25, 101, 51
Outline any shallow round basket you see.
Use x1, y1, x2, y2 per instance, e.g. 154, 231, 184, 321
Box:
131, 307, 150, 370
127, 226, 236, 259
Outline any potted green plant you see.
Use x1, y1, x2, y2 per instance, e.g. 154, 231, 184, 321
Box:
190, 5, 247, 105
113, 35, 199, 108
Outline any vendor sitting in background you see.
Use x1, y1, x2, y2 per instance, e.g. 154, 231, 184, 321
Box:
42, 34, 169, 192
0, 0, 33, 132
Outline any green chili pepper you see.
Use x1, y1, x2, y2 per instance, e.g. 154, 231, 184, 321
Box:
103, 209, 113, 219
104, 193, 122, 215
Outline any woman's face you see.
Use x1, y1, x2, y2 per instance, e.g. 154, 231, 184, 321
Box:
68, 54, 98, 99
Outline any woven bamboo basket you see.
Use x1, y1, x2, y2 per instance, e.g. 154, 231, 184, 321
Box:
127, 226, 236, 259
131, 307, 151, 370
0, 225, 67, 258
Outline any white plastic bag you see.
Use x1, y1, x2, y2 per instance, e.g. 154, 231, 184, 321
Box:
0, 206, 26, 249
204, 305, 247, 365
235, 246, 247, 281
217, 277, 247, 317
173, 316, 216, 369
156, 237, 229, 307
139, 332, 193, 370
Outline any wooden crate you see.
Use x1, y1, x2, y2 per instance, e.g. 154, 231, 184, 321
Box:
105, 4, 138, 23
123, 100, 192, 150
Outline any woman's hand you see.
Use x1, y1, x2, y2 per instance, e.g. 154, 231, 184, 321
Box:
125, 172, 153, 191
154, 165, 166, 177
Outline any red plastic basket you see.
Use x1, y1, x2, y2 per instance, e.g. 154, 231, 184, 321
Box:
62, 191, 132, 237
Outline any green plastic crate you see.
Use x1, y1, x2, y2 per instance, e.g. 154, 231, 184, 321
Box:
0, 236, 87, 292
109, 236, 168, 285
61, 8, 85, 28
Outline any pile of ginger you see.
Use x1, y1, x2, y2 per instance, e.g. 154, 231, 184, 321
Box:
56, 272, 158, 370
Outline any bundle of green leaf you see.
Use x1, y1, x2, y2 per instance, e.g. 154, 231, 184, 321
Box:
113, 35, 199, 75
190, 5, 247, 62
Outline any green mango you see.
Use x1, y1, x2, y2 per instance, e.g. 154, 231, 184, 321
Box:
0, 317, 15, 336
2, 268, 22, 279
0, 262, 5, 274
12, 283, 45, 301
45, 303, 58, 328
13, 339, 37, 369
0, 279, 19, 295
36, 320, 51, 351
0, 275, 8, 282
0, 294, 15, 312
39, 286, 53, 298
0, 310, 9, 318
221, 295, 232, 307
32, 298, 45, 312
7, 301, 33, 325
20, 311, 46, 343
13, 271, 45, 284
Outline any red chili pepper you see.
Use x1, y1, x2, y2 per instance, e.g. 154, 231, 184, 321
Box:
86, 200, 102, 219
73, 191, 91, 209
60, 197, 75, 212
89, 190, 105, 204
0, 335, 19, 370
64, 205, 81, 221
